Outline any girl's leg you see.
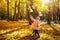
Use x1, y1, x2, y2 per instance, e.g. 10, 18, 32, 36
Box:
36, 30, 40, 38
35, 30, 37, 36
37, 32, 40, 38
33, 30, 36, 36
33, 30, 35, 34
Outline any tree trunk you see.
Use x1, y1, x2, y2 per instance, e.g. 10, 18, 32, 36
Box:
7, 0, 9, 21
30, 1, 39, 18
16, 0, 22, 20
13, 1, 17, 21
26, 3, 32, 25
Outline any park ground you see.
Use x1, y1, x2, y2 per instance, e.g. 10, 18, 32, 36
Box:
0, 20, 60, 40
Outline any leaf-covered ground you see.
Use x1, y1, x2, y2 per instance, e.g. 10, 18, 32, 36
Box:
0, 20, 60, 40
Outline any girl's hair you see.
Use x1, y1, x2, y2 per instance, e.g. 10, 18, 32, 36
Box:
36, 16, 40, 20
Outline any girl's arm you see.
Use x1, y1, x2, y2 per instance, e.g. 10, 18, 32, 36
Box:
30, 15, 35, 22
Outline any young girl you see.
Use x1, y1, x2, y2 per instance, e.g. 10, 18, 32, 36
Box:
30, 15, 40, 38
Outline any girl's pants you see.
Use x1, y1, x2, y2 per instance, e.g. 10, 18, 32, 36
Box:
33, 30, 40, 38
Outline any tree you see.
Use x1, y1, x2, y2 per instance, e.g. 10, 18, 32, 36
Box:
7, 0, 9, 21
0, 8, 7, 20
58, 0, 60, 21
29, 0, 39, 18
16, 0, 20, 20
0, 0, 7, 20
26, 3, 32, 25
13, 1, 17, 21
17, 0, 22, 20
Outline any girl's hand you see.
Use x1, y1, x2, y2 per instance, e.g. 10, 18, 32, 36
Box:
29, 15, 32, 17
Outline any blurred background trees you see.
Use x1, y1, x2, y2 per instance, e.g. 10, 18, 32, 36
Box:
0, 0, 60, 23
